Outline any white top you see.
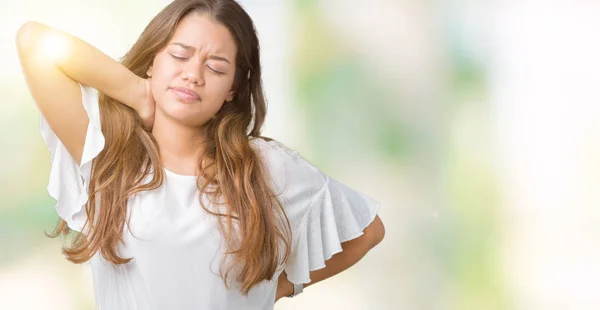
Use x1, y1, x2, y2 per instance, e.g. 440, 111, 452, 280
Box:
39, 83, 381, 310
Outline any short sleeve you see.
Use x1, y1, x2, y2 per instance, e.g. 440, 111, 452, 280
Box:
251, 138, 381, 285
39, 83, 105, 233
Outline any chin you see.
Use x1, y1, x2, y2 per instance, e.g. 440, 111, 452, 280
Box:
166, 108, 211, 128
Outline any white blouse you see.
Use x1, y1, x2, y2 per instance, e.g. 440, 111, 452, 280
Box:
39, 83, 381, 310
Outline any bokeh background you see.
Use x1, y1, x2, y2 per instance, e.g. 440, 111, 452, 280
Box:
1, 0, 600, 309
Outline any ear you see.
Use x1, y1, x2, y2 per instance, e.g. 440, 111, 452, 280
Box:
225, 89, 235, 102
146, 65, 153, 78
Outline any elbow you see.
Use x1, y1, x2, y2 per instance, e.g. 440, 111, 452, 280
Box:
365, 215, 385, 248
16, 22, 71, 65
16, 21, 57, 59
16, 21, 41, 54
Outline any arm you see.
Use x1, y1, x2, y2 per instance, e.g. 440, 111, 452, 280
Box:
276, 215, 385, 301
16, 21, 149, 164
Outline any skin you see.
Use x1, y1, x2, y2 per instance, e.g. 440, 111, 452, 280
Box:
146, 11, 237, 176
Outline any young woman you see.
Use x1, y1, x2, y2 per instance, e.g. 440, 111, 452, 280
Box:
16, 0, 385, 308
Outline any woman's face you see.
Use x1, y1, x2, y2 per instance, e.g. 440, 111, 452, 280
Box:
147, 11, 238, 127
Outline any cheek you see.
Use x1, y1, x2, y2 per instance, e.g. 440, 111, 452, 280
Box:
210, 75, 235, 97
151, 67, 180, 104
152, 57, 179, 83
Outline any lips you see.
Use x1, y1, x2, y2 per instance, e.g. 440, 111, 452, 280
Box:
170, 86, 200, 101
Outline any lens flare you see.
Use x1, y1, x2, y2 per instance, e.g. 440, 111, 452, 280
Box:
39, 32, 69, 61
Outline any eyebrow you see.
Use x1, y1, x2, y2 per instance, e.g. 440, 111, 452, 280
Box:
170, 42, 231, 64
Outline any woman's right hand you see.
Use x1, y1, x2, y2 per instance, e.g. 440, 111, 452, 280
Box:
137, 78, 156, 131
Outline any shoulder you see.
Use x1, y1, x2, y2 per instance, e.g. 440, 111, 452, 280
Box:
249, 137, 315, 174
249, 137, 298, 173
249, 136, 326, 196
249, 137, 299, 161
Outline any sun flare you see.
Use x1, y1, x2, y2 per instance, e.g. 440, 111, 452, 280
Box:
39, 32, 69, 61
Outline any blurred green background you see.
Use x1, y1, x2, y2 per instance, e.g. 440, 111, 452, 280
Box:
2, 1, 600, 309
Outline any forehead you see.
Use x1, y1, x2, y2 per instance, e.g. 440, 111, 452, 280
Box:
169, 11, 237, 57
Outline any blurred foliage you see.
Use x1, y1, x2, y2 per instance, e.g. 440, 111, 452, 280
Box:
292, 1, 410, 168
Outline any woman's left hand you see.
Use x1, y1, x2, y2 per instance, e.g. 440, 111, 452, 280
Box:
275, 271, 294, 302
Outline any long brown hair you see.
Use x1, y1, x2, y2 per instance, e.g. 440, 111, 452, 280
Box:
48, 0, 292, 294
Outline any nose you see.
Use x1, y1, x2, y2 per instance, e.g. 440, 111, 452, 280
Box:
182, 60, 204, 85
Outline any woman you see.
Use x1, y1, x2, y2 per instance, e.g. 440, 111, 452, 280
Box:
16, 0, 385, 308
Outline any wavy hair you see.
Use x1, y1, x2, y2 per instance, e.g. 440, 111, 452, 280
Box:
47, 0, 292, 294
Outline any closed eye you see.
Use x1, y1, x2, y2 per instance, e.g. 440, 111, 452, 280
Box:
171, 54, 224, 75
170, 54, 187, 61
207, 66, 224, 75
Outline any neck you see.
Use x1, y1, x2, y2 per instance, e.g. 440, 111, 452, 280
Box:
151, 110, 206, 175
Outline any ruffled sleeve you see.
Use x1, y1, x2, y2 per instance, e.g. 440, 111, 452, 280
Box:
39, 83, 105, 234
251, 138, 381, 285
